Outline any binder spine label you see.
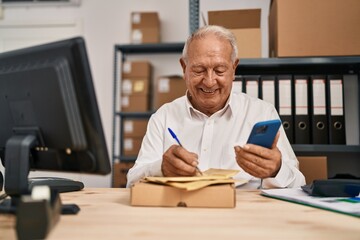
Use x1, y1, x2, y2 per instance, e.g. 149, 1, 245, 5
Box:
262, 80, 275, 106
246, 80, 259, 98
295, 79, 308, 115
232, 81, 243, 94
330, 80, 344, 116
279, 79, 291, 115
312, 79, 326, 115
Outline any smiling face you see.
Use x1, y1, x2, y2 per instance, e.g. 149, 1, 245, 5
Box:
180, 33, 239, 116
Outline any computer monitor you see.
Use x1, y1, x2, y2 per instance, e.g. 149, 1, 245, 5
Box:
0, 37, 111, 209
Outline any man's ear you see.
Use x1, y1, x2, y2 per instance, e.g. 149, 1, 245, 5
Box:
179, 58, 187, 74
233, 58, 240, 70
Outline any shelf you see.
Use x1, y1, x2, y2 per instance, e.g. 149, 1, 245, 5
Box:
236, 56, 360, 75
115, 42, 184, 55
115, 145, 360, 163
293, 145, 360, 153
117, 111, 154, 118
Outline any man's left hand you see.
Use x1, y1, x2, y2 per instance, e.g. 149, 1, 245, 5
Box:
234, 132, 282, 178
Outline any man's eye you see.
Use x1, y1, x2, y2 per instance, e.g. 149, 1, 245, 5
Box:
193, 69, 204, 74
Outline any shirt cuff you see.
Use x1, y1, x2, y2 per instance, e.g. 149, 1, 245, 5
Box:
148, 159, 164, 177
262, 161, 292, 188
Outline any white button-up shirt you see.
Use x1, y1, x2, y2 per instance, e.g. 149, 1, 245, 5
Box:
126, 92, 305, 188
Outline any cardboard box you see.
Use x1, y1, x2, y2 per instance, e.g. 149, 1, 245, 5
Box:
153, 75, 187, 109
131, 12, 159, 28
123, 119, 148, 138
121, 78, 150, 95
113, 161, 135, 188
131, 12, 160, 44
121, 95, 150, 112
122, 61, 152, 79
269, 0, 360, 57
297, 156, 328, 185
208, 9, 261, 58
131, 28, 160, 44
122, 137, 143, 157
131, 182, 236, 208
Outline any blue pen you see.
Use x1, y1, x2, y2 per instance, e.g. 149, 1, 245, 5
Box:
167, 128, 202, 175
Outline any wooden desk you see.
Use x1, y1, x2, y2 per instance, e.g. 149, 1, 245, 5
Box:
1, 188, 359, 239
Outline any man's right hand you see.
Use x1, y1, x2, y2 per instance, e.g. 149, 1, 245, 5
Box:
161, 145, 199, 177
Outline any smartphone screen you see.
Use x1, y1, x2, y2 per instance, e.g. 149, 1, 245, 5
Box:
247, 119, 281, 148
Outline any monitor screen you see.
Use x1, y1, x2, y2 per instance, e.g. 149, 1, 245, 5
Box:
0, 37, 111, 201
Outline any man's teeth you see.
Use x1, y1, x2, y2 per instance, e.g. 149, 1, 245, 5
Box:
203, 89, 214, 93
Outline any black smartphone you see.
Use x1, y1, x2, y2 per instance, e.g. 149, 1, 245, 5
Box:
247, 119, 282, 148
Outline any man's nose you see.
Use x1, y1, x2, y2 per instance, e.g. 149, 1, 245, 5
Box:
203, 70, 216, 86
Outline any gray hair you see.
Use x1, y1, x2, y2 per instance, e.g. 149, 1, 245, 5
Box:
182, 25, 238, 63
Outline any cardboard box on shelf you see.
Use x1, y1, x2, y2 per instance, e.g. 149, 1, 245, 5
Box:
131, 182, 236, 208
123, 119, 148, 138
297, 156, 328, 185
121, 78, 150, 95
269, 0, 360, 57
122, 137, 143, 157
113, 161, 135, 188
131, 12, 160, 44
131, 28, 160, 44
122, 61, 152, 79
121, 95, 150, 112
208, 9, 261, 58
131, 12, 159, 28
153, 75, 187, 109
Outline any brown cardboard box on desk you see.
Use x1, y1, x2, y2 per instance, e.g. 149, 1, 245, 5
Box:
208, 9, 261, 58
131, 169, 247, 208
269, 0, 360, 57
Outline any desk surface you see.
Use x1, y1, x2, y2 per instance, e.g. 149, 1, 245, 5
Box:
1, 188, 359, 240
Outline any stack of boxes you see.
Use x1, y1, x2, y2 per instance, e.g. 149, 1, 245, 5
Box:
122, 118, 149, 157
131, 12, 160, 44
121, 61, 152, 112
116, 61, 152, 187
113, 118, 149, 187
115, 12, 188, 187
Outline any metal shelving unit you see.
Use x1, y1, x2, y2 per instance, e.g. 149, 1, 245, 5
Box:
112, 43, 360, 183
112, 43, 184, 168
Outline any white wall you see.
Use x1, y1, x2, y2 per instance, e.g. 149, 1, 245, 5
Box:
0, 0, 270, 187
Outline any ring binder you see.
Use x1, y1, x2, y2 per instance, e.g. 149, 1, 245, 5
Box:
311, 75, 329, 144
277, 75, 294, 144
294, 76, 310, 144
327, 75, 346, 144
